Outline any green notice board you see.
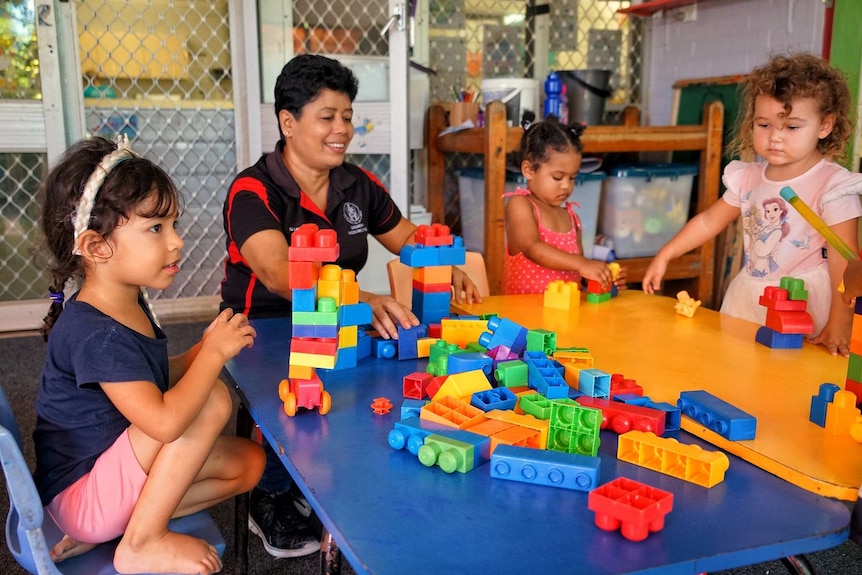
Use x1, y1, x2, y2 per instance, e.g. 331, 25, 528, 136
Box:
673, 78, 743, 166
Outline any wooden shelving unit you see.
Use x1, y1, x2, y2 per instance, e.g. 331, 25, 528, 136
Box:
426, 99, 725, 307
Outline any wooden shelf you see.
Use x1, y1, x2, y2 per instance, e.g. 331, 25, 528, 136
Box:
426, 100, 725, 307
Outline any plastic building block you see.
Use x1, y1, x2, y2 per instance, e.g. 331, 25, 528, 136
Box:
478, 316, 528, 355
291, 286, 318, 312
824, 390, 861, 435
290, 337, 338, 356
403, 371, 434, 400
288, 363, 315, 380
427, 340, 464, 376
414, 265, 453, 286
356, 329, 372, 360
585, 279, 610, 295
420, 395, 486, 429
470, 387, 517, 412
490, 444, 600, 491
845, 378, 862, 406
397, 324, 429, 360
553, 347, 594, 366
418, 432, 490, 473
288, 260, 321, 290
446, 352, 493, 378
400, 399, 427, 421
674, 290, 701, 317
585, 291, 612, 304
289, 223, 340, 262
485, 409, 550, 450
543, 280, 580, 310
425, 375, 447, 399
435, 237, 467, 265
810, 382, 841, 427
329, 346, 357, 370
399, 244, 441, 267
780, 275, 808, 301
614, 393, 680, 435
526, 329, 557, 355
764, 309, 814, 335
494, 360, 528, 388
617, 430, 729, 488
317, 264, 343, 305
578, 368, 612, 399
339, 268, 360, 305
414, 223, 455, 247
547, 401, 601, 456
588, 477, 674, 542
371, 337, 397, 359
278, 375, 331, 417
759, 286, 808, 311
338, 303, 373, 327
433, 369, 493, 401
848, 354, 862, 383
440, 318, 487, 348
370, 397, 393, 415
389, 415, 461, 455
755, 326, 804, 349
518, 394, 575, 420
576, 396, 666, 436
292, 323, 339, 339
527, 363, 569, 400
608, 374, 643, 399
416, 337, 438, 358
413, 289, 451, 325
338, 326, 358, 348
412, 279, 450, 293
289, 350, 337, 370
678, 390, 757, 440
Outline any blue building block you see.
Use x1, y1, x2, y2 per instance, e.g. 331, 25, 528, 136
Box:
292, 323, 339, 339
447, 352, 493, 378
436, 238, 467, 265
397, 324, 429, 360
356, 329, 372, 360
490, 444, 600, 491
338, 302, 373, 326
399, 244, 440, 267
578, 368, 611, 399
371, 337, 397, 359
755, 326, 804, 349
291, 287, 317, 312
400, 399, 427, 420
419, 431, 491, 473
615, 393, 681, 435
678, 390, 757, 440
413, 289, 451, 325
388, 416, 452, 455
809, 382, 841, 427
327, 346, 357, 371
479, 316, 528, 355
470, 387, 517, 412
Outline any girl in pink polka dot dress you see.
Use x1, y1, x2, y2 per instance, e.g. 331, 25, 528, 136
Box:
503, 118, 627, 295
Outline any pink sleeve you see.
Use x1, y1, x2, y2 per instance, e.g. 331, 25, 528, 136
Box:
720, 160, 750, 208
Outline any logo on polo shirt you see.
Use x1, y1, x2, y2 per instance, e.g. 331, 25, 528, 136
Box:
344, 202, 367, 235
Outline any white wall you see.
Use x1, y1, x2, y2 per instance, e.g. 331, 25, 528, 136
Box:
646, 0, 825, 126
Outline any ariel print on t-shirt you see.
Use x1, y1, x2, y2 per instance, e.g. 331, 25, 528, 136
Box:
742, 195, 790, 277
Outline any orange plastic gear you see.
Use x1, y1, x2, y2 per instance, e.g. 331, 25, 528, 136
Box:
370, 397, 393, 415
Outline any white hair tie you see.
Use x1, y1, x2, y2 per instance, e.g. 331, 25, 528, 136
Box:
71, 134, 135, 255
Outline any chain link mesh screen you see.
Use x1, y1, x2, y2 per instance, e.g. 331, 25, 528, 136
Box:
77, 0, 234, 300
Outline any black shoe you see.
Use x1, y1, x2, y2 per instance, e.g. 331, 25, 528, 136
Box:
249, 487, 320, 558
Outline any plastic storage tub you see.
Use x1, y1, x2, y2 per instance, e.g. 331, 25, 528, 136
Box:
458, 167, 604, 254
598, 163, 698, 258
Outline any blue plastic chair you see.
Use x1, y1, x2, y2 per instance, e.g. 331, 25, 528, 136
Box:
0, 384, 225, 575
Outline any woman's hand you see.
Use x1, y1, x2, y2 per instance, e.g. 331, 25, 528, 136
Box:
452, 267, 483, 304
363, 293, 419, 339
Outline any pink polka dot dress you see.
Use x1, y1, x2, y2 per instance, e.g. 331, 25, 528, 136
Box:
502, 188, 582, 295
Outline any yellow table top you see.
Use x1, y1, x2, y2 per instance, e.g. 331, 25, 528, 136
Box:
452, 290, 861, 501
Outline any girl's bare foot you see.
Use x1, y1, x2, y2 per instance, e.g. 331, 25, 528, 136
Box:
113, 530, 222, 575
51, 535, 98, 562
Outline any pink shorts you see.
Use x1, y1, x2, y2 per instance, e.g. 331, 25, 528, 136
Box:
47, 429, 147, 543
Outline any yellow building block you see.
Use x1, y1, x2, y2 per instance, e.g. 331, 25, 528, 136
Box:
543, 280, 580, 310
432, 369, 492, 402
340, 268, 360, 304
618, 430, 729, 488
562, 362, 584, 389
440, 318, 487, 348
417, 337, 439, 358
289, 350, 337, 369
484, 409, 550, 449
413, 265, 453, 285
825, 390, 861, 435
554, 349, 594, 367
674, 290, 702, 317
339, 326, 358, 348
317, 264, 342, 306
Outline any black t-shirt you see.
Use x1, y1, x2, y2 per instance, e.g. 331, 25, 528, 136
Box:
221, 142, 403, 318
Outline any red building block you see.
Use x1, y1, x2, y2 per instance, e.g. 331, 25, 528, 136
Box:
764, 308, 814, 335
371, 397, 394, 415
415, 223, 454, 247
289, 223, 340, 262
588, 477, 673, 542
576, 396, 665, 436
404, 371, 434, 399
289, 260, 321, 290
758, 287, 808, 311
608, 374, 643, 400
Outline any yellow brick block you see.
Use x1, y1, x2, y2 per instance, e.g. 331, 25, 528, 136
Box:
417, 337, 439, 358
288, 364, 315, 380
618, 430, 729, 488
339, 326, 358, 348
432, 369, 492, 402
289, 350, 337, 369
317, 264, 342, 306
543, 280, 580, 310
440, 318, 487, 348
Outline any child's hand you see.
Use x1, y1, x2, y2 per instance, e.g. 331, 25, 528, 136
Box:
364, 293, 419, 340
580, 260, 614, 288
613, 265, 628, 291
642, 258, 667, 294
452, 267, 483, 304
202, 308, 257, 362
843, 258, 862, 305
808, 319, 851, 358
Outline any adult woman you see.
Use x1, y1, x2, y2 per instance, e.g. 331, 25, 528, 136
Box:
221, 54, 481, 559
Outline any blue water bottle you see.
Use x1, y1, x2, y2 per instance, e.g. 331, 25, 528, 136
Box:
543, 71, 562, 119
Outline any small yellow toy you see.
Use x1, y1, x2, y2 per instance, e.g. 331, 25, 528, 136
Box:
674, 290, 701, 317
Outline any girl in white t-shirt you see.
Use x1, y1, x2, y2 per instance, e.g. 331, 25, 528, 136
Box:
643, 53, 862, 356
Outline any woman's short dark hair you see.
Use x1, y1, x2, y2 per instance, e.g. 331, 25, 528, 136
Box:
274, 54, 359, 123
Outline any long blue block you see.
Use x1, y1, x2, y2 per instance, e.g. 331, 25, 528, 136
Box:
755, 326, 804, 349
615, 393, 681, 435
678, 390, 757, 440
490, 444, 600, 491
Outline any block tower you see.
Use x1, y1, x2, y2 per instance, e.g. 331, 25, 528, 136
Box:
754, 276, 814, 349
846, 297, 862, 405
281, 223, 372, 416
399, 224, 466, 325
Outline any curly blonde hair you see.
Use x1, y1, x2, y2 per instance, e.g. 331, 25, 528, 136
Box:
730, 53, 853, 161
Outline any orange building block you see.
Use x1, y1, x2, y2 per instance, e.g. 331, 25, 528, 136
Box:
825, 390, 861, 435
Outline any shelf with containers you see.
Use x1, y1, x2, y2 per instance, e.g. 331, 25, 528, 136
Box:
426, 100, 724, 307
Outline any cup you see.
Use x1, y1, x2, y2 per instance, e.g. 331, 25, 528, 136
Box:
443, 102, 480, 127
